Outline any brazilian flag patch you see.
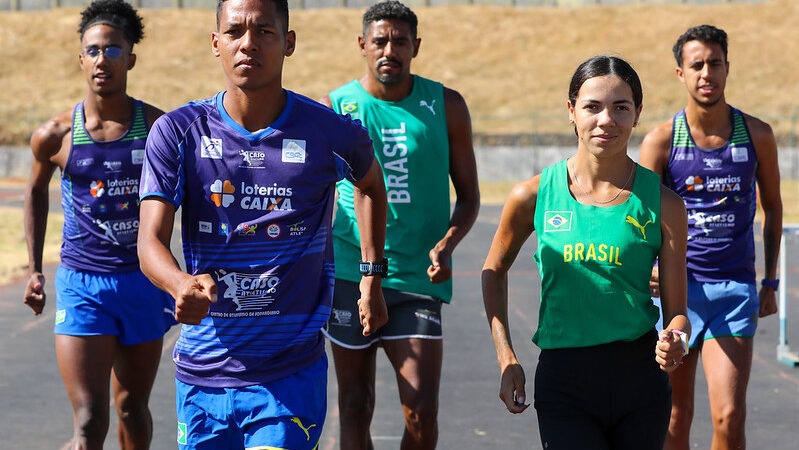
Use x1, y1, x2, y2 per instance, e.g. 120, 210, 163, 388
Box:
340, 101, 359, 118
177, 422, 187, 445
543, 211, 572, 232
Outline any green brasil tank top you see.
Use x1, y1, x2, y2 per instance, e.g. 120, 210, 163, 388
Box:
533, 159, 662, 349
330, 76, 452, 301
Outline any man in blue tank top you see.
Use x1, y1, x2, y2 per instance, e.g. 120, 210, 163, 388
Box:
320, 2, 480, 449
137, 0, 387, 448
640, 25, 783, 450
22, 1, 174, 448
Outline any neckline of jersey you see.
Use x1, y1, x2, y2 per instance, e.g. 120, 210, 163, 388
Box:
354, 74, 420, 106
563, 157, 641, 210
215, 90, 294, 143
680, 106, 737, 153
77, 99, 138, 145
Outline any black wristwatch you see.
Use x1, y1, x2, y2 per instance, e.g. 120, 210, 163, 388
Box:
359, 258, 388, 278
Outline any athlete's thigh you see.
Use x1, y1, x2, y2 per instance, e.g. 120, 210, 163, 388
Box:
383, 338, 443, 401
55, 334, 117, 408
330, 342, 378, 394
175, 380, 243, 450
115, 270, 176, 346
111, 336, 163, 402
240, 356, 328, 450
702, 336, 753, 413
536, 405, 609, 450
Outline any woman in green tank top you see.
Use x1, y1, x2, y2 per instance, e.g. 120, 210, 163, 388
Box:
482, 57, 691, 449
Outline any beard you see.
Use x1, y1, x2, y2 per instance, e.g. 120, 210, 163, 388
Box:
374, 58, 405, 86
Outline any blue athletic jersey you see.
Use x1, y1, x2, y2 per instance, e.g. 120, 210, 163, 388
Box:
664, 107, 758, 283
140, 90, 374, 387
60, 99, 148, 272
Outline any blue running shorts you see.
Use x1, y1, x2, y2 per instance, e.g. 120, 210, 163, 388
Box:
175, 355, 327, 450
54, 265, 176, 345
685, 279, 758, 348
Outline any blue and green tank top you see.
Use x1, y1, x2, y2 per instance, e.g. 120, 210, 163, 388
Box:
60, 99, 148, 272
664, 107, 758, 283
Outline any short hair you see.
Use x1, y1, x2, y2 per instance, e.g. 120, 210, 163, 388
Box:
363, 1, 418, 39
568, 56, 643, 110
217, 0, 289, 32
78, 0, 144, 48
673, 25, 728, 66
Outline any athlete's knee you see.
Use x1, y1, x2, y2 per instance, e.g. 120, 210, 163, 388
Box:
73, 401, 110, 443
402, 396, 439, 433
338, 386, 375, 420
713, 404, 747, 434
115, 393, 152, 429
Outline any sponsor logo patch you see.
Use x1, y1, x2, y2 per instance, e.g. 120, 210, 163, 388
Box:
282, 139, 306, 163
200, 136, 223, 159
239, 149, 266, 169
235, 223, 258, 236
625, 215, 653, 240
731, 146, 748, 163
331, 308, 352, 326
131, 149, 145, 165
420, 99, 436, 115
103, 161, 122, 172
218, 223, 230, 236
703, 158, 722, 170
266, 223, 281, 238
90, 180, 105, 197
209, 179, 236, 207
198, 221, 212, 233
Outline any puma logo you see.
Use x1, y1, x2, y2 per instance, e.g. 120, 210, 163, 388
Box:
626, 215, 653, 240
420, 99, 436, 115
291, 417, 317, 441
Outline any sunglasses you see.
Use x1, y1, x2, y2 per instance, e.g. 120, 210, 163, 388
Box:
82, 45, 126, 60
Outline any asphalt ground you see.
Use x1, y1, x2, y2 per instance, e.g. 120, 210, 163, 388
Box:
1, 204, 798, 449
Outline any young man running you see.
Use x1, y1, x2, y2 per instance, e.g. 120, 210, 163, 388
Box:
137, 0, 387, 448
640, 24, 782, 450
23, 1, 174, 448
321, 2, 479, 449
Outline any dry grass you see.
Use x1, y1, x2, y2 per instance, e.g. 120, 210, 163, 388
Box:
0, 207, 63, 285
1, 1, 799, 142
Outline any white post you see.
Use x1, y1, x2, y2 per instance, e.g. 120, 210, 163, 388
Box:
777, 225, 799, 367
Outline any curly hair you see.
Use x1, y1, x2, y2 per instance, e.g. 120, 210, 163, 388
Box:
363, 1, 418, 39
673, 25, 728, 67
78, 0, 144, 47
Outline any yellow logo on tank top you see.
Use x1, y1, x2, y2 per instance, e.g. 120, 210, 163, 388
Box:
563, 243, 622, 266
625, 215, 652, 240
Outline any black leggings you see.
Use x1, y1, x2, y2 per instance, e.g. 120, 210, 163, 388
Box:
534, 330, 671, 450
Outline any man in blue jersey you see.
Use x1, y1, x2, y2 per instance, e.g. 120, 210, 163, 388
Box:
640, 25, 782, 450
23, 1, 174, 448
320, 2, 479, 449
137, 0, 387, 448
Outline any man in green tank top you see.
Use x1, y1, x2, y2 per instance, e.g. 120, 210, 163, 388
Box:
320, 2, 479, 449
